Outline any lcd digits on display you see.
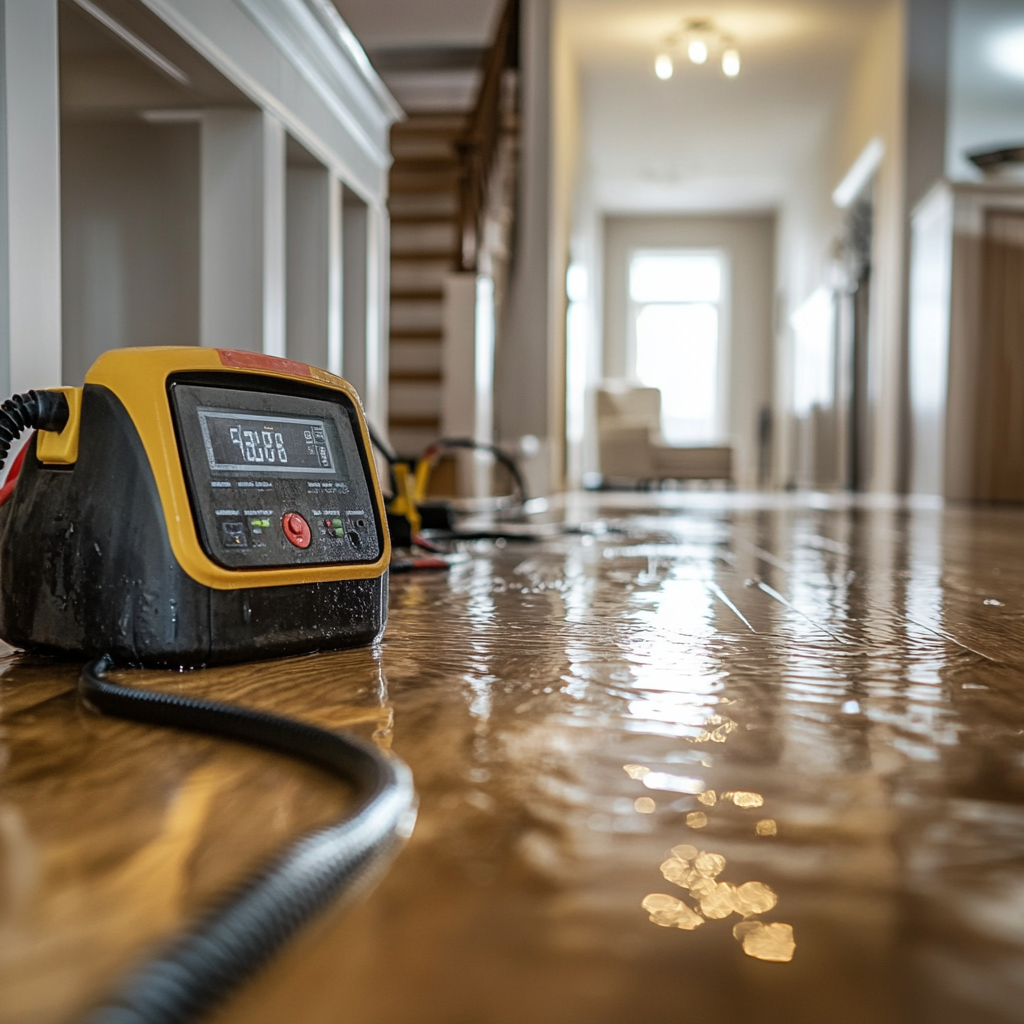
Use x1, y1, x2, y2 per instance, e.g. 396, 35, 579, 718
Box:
198, 409, 336, 474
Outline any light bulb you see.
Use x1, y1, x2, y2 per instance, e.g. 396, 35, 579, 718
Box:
688, 39, 708, 65
722, 48, 741, 77
655, 53, 674, 80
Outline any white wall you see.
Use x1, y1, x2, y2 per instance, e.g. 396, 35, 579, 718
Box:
907, 183, 952, 495
603, 214, 775, 489
773, 137, 843, 488
342, 187, 369, 399
497, 0, 558, 495
775, 0, 908, 493
200, 109, 286, 354
0, 0, 62, 396
61, 121, 200, 385
50, 0, 401, 430
286, 162, 340, 372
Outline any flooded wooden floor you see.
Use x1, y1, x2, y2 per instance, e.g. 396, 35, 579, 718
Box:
4, 493, 1024, 1023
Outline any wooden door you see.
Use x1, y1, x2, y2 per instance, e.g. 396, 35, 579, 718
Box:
976, 210, 1024, 501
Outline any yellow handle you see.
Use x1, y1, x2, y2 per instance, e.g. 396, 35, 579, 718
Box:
36, 387, 83, 465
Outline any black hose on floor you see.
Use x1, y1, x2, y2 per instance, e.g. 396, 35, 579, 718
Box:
78, 655, 416, 1024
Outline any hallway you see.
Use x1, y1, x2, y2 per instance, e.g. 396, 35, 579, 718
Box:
4, 493, 1024, 1023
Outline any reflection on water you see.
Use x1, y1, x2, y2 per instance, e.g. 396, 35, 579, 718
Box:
628, 741, 792, 961
194, 495, 1024, 1023
725, 791, 764, 808
642, 892, 704, 930
733, 921, 796, 962
641, 772, 705, 794
647, 842, 789, 957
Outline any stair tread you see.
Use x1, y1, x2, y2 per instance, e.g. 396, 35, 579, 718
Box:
390, 215, 460, 226
391, 250, 458, 261
390, 371, 443, 382
392, 119, 468, 136
391, 330, 442, 341
389, 415, 441, 427
391, 155, 460, 168
389, 182, 462, 195
391, 288, 443, 300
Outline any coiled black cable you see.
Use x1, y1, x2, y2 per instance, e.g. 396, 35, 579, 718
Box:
0, 390, 69, 472
78, 655, 416, 1024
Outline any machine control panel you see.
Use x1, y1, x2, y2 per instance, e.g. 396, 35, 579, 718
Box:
170, 379, 383, 570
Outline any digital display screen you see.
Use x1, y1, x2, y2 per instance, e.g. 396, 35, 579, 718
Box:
198, 408, 336, 474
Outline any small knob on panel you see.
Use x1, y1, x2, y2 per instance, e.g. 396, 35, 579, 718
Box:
282, 512, 311, 549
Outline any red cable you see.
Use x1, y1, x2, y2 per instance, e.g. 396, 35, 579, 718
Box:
0, 440, 30, 508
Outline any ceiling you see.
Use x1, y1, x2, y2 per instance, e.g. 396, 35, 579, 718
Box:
561, 0, 891, 213
331, 0, 503, 50
947, 0, 1024, 180
58, 0, 248, 118
329, 0, 893, 205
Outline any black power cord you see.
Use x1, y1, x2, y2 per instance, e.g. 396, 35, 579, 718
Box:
78, 655, 415, 1024
365, 420, 398, 467
423, 438, 529, 505
0, 390, 69, 472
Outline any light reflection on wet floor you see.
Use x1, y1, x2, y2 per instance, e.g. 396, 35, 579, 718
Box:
209, 493, 1024, 1024
7, 492, 1024, 1023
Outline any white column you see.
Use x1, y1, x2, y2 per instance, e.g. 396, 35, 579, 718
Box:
327, 175, 343, 377
200, 109, 286, 354
442, 273, 496, 497
285, 165, 341, 371
363, 202, 389, 427
442, 273, 477, 441
263, 116, 285, 357
0, 0, 61, 394
341, 190, 368, 398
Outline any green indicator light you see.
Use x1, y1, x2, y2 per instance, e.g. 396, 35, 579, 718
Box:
333, 527, 346, 538
250, 518, 271, 528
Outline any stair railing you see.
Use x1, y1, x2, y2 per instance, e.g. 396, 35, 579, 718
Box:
457, 0, 520, 273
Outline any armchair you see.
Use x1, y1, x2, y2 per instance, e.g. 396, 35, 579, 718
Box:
596, 384, 732, 486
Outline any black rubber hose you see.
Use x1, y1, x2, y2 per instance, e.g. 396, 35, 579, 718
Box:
0, 390, 69, 472
78, 655, 416, 1024
366, 420, 398, 465
431, 438, 530, 504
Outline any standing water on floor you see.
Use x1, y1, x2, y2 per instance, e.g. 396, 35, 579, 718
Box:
3, 494, 1024, 1024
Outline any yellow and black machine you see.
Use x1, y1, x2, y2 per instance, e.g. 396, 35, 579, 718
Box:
0, 346, 391, 666
0, 347, 413, 1024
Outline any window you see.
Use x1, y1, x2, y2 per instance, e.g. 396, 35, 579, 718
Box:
629, 250, 726, 444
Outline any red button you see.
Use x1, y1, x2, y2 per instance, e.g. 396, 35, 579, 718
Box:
282, 512, 311, 549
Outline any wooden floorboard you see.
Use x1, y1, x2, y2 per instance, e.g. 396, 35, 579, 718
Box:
5, 492, 1024, 1024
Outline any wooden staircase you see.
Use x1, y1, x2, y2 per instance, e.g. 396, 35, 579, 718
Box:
387, 112, 468, 460
385, 1, 519, 491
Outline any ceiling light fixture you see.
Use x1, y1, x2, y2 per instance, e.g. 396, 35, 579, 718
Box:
654, 18, 740, 80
